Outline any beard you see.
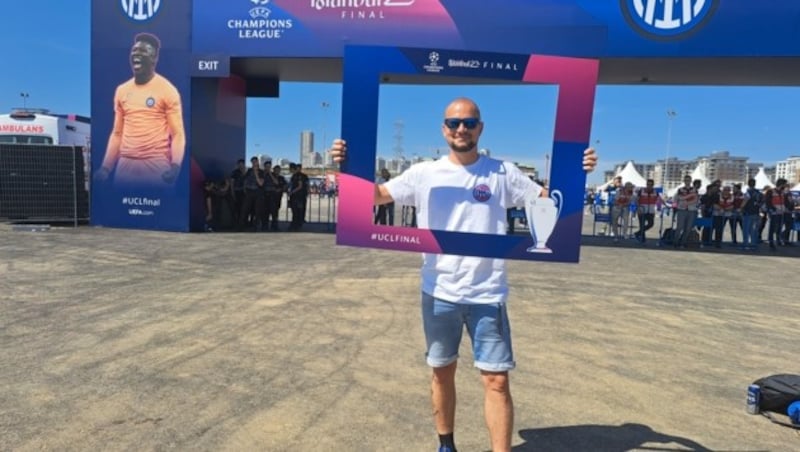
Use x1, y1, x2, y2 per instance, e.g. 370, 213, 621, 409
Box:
449, 140, 476, 153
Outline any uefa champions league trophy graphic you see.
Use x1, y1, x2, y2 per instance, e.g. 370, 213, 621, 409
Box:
525, 189, 563, 253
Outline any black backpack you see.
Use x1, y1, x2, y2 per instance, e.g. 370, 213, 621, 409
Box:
752, 374, 800, 429
742, 188, 763, 215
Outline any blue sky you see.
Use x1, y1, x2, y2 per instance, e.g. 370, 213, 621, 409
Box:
3, 1, 800, 185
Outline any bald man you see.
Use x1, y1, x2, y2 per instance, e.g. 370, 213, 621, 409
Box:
331, 98, 597, 452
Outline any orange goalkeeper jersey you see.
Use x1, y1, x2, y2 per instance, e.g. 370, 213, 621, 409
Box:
113, 74, 184, 159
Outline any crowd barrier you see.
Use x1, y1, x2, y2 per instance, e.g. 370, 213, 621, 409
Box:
0, 144, 89, 226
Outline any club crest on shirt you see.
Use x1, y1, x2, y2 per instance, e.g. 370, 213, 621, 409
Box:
146, 97, 156, 108
472, 184, 492, 202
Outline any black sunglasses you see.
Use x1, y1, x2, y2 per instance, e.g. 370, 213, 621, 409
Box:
443, 117, 481, 130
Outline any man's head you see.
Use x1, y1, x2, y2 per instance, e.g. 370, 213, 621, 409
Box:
683, 175, 692, 186
250, 156, 259, 168
776, 178, 788, 189
442, 98, 483, 155
289, 163, 298, 172
272, 165, 281, 174
237, 159, 245, 169
646, 178, 654, 189
748, 178, 756, 188
613, 176, 622, 186
380, 168, 391, 179
130, 32, 160, 84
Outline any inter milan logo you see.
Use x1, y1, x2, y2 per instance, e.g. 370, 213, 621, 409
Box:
472, 184, 492, 202
146, 97, 156, 108
120, 0, 161, 22
620, 0, 718, 40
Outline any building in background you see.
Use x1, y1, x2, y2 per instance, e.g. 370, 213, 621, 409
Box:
695, 151, 749, 185
602, 151, 779, 188
775, 156, 800, 184
300, 130, 314, 166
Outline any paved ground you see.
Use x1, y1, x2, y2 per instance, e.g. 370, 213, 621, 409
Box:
1, 221, 799, 452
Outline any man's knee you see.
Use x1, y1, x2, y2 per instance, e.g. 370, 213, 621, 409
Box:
480, 371, 510, 393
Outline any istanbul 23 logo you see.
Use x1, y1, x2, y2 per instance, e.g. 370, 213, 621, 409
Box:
621, 0, 718, 40
120, 0, 161, 22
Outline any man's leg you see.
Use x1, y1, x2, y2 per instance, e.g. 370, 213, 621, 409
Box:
674, 210, 687, 246
469, 302, 515, 452
481, 370, 513, 452
421, 293, 464, 451
741, 214, 752, 248
636, 213, 646, 241
432, 362, 458, 438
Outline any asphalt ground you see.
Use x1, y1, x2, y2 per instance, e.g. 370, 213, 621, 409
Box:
1, 219, 799, 452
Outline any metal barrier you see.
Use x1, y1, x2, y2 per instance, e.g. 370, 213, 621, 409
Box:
0, 144, 89, 226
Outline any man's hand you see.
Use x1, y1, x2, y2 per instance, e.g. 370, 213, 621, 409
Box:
94, 166, 111, 182
583, 147, 598, 172
162, 164, 180, 184
330, 139, 347, 163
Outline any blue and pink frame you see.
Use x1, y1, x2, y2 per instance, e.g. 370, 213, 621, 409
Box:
336, 45, 599, 263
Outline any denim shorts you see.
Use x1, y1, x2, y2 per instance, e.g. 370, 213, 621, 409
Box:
421, 292, 515, 372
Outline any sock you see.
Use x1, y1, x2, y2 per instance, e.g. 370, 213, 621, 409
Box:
439, 433, 456, 451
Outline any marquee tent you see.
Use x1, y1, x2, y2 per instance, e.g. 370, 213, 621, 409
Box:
753, 167, 774, 189
597, 161, 648, 191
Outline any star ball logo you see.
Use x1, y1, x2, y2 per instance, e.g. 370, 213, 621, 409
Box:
621, 0, 718, 40
120, 0, 161, 22
472, 184, 492, 202
423, 51, 443, 73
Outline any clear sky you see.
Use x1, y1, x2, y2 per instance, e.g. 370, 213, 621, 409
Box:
3, 1, 800, 185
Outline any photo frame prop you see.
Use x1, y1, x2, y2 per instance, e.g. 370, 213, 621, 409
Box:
336, 45, 598, 263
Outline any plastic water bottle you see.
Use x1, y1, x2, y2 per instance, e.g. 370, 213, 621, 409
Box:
788, 401, 800, 424
746, 384, 760, 414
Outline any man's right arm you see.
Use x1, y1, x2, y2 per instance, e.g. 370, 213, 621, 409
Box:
375, 184, 394, 205
330, 138, 395, 205
100, 93, 124, 175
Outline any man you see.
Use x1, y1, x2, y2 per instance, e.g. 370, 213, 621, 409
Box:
740, 178, 763, 250
602, 176, 623, 236
330, 97, 597, 452
288, 163, 309, 231
612, 182, 634, 242
764, 178, 788, 251
672, 175, 698, 249
374, 168, 395, 225
266, 164, 286, 231
239, 157, 265, 231
633, 178, 659, 244
96, 32, 185, 187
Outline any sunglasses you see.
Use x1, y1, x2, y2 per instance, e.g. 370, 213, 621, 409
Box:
443, 117, 481, 130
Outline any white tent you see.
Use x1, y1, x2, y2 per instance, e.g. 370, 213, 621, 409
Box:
597, 160, 648, 191
791, 182, 800, 192
753, 167, 773, 189
667, 166, 710, 198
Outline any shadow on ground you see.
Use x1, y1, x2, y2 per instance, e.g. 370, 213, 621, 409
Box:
512, 423, 718, 452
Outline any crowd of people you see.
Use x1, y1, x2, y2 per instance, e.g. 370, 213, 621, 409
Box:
590, 175, 800, 251
203, 158, 311, 232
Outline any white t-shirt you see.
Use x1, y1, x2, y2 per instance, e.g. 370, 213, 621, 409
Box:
384, 155, 541, 304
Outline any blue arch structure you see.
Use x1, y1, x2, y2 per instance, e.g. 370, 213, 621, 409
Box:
91, 0, 800, 237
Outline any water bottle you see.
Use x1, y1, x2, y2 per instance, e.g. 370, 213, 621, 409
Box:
746, 384, 760, 414
788, 401, 800, 424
